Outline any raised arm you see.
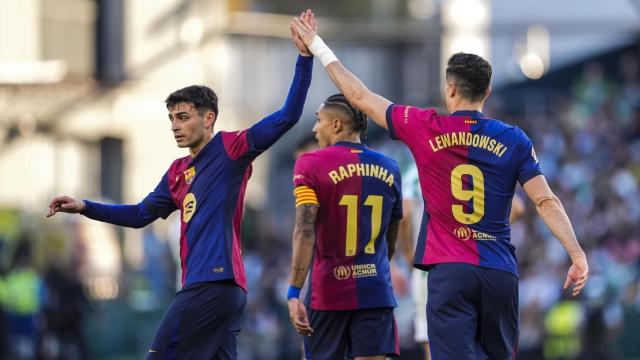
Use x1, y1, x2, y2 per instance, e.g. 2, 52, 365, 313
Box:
248, 16, 314, 151
290, 10, 392, 129
522, 175, 589, 296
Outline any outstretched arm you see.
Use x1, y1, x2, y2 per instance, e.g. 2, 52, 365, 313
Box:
47, 196, 158, 228
522, 175, 589, 296
290, 10, 392, 129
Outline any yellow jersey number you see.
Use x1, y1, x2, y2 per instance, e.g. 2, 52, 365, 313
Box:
451, 164, 485, 224
339, 195, 383, 256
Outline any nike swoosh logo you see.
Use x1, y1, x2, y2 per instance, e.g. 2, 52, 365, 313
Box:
149, 349, 157, 353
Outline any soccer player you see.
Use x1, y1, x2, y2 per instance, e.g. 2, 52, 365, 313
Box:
45, 20, 314, 358
291, 11, 589, 360
399, 170, 526, 360
288, 94, 403, 360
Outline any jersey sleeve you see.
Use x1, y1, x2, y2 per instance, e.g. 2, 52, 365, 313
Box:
81, 201, 158, 228
516, 128, 543, 186
385, 104, 436, 146
293, 153, 318, 190
293, 154, 320, 207
141, 172, 178, 219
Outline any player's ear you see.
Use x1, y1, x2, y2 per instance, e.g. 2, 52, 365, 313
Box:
331, 118, 342, 133
205, 111, 216, 131
447, 82, 457, 98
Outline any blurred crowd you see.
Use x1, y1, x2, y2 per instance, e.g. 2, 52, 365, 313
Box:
0, 229, 88, 360
1, 43, 639, 359
495, 44, 640, 360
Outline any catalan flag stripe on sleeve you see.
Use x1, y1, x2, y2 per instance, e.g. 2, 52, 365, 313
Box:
294, 186, 319, 207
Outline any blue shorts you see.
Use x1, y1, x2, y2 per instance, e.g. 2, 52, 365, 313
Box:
147, 280, 246, 360
304, 307, 399, 359
427, 263, 518, 360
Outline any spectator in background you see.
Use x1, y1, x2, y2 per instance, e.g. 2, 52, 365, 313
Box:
0, 238, 42, 360
38, 247, 88, 360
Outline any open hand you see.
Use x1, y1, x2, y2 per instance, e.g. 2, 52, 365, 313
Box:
563, 255, 589, 296
288, 298, 313, 336
47, 196, 85, 217
290, 9, 318, 48
290, 10, 314, 56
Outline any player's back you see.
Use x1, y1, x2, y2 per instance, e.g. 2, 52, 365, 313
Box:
294, 141, 403, 311
387, 107, 542, 277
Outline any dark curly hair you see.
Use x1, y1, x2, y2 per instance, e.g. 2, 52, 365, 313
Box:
323, 94, 368, 141
165, 85, 219, 117
446, 53, 492, 102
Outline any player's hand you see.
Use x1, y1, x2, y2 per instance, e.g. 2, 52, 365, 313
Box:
290, 11, 312, 57
290, 9, 318, 48
47, 196, 85, 217
287, 298, 313, 336
563, 255, 589, 296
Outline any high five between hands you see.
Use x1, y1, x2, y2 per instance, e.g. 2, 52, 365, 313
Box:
289, 8, 589, 299
290, 10, 317, 57
290, 10, 318, 51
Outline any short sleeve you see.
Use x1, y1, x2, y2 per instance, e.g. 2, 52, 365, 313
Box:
385, 104, 436, 146
141, 173, 177, 219
293, 153, 317, 190
516, 128, 543, 186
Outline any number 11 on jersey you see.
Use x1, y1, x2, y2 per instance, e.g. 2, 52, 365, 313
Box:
339, 194, 383, 256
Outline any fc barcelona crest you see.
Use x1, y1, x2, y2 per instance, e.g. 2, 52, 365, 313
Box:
184, 166, 196, 184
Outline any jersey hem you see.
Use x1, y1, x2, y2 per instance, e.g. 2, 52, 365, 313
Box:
310, 302, 397, 312
184, 275, 247, 292
414, 261, 519, 278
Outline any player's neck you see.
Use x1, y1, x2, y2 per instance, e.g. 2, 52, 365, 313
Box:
189, 132, 214, 157
331, 133, 361, 145
449, 100, 484, 114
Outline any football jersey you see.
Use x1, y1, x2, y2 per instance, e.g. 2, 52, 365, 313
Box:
293, 141, 403, 310
386, 106, 542, 277
139, 55, 312, 291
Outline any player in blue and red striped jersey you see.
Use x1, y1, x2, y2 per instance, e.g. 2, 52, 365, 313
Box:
288, 94, 403, 360
46, 18, 314, 359
291, 11, 589, 360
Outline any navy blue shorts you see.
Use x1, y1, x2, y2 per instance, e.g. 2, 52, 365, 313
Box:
304, 307, 399, 359
147, 280, 246, 360
427, 263, 518, 360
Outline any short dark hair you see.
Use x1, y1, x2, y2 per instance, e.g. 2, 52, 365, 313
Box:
165, 85, 219, 117
446, 53, 492, 101
323, 94, 368, 140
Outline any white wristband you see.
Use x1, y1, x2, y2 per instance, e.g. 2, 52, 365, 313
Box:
308, 35, 338, 68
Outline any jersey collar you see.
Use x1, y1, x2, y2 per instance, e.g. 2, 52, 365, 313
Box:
451, 110, 487, 119
333, 141, 367, 149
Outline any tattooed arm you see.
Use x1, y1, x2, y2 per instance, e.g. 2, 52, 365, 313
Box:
287, 203, 318, 336
289, 204, 319, 288
386, 219, 400, 261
